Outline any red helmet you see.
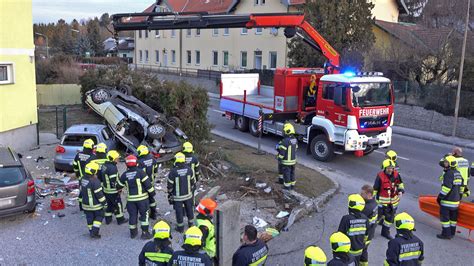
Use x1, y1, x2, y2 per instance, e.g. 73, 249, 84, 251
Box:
196, 198, 218, 216
125, 154, 138, 167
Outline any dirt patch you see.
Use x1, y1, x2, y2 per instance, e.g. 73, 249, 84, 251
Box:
38, 106, 102, 134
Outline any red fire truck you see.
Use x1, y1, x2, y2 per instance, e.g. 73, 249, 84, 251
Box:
112, 12, 394, 161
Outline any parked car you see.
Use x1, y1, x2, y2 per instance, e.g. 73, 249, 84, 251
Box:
54, 124, 118, 172
0, 147, 36, 217
85, 85, 187, 162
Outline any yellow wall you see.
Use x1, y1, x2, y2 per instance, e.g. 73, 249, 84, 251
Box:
371, 0, 401, 22
37, 84, 82, 106
0, 0, 38, 132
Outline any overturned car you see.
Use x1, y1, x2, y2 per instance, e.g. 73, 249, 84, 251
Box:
85, 85, 187, 162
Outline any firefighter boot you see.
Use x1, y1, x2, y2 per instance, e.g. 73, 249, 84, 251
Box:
176, 226, 184, 233
91, 227, 101, 239
450, 226, 457, 238
105, 216, 112, 225
130, 228, 138, 239
117, 217, 128, 225
381, 225, 393, 240
437, 227, 452, 240
149, 208, 158, 220
141, 231, 152, 240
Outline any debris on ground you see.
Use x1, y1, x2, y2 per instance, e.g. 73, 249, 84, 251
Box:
253, 216, 268, 228
276, 211, 290, 218
256, 199, 277, 209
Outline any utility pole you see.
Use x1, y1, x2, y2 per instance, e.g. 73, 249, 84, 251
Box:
452, 0, 471, 137
34, 32, 49, 58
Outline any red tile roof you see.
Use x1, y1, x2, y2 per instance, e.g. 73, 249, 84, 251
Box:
167, 0, 238, 13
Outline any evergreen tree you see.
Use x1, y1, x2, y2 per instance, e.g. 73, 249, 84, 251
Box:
86, 17, 103, 56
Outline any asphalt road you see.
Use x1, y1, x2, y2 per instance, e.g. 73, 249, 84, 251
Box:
209, 97, 474, 265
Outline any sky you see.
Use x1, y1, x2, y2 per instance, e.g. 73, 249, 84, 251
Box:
32, 0, 152, 23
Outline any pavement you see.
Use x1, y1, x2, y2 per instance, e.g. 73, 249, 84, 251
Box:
207, 96, 474, 265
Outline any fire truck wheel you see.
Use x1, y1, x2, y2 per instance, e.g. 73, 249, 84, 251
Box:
249, 119, 260, 137
310, 135, 335, 162
235, 116, 249, 132
363, 145, 375, 155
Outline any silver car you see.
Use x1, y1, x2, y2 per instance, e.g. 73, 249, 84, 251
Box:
53, 124, 117, 172
0, 147, 36, 217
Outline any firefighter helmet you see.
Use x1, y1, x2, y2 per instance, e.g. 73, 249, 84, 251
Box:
83, 138, 95, 149
283, 123, 295, 135
196, 198, 218, 216
444, 155, 458, 168
304, 246, 327, 266
174, 152, 186, 164
125, 154, 138, 167
184, 226, 203, 246
153, 220, 171, 239
382, 159, 395, 169
330, 232, 351, 253
85, 162, 100, 175
386, 150, 397, 161
348, 194, 365, 212
137, 145, 149, 157
107, 150, 120, 162
395, 212, 415, 231
95, 142, 107, 154
183, 142, 193, 153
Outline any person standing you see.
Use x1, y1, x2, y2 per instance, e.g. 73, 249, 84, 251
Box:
276, 123, 298, 190
437, 155, 463, 240
385, 212, 424, 265
327, 232, 355, 266
451, 147, 470, 198
137, 145, 159, 220
374, 159, 405, 239
182, 141, 201, 183
92, 142, 108, 166
303, 245, 326, 266
378, 150, 399, 225
97, 150, 127, 225
138, 220, 174, 266
169, 226, 213, 266
195, 198, 218, 260
117, 154, 154, 239
79, 162, 106, 239
73, 138, 97, 180
232, 225, 269, 266
167, 152, 195, 233
360, 185, 377, 266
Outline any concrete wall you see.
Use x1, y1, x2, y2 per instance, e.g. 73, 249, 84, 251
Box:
37, 84, 82, 106
0, 124, 37, 151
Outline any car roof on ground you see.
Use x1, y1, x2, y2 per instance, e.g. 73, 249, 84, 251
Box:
64, 124, 106, 134
0, 147, 22, 167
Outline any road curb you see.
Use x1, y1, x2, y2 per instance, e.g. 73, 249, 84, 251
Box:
210, 129, 340, 230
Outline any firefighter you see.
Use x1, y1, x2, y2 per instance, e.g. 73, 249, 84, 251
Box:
182, 141, 201, 183
73, 138, 97, 210
79, 162, 106, 239
137, 145, 159, 220
277, 123, 298, 190
385, 212, 424, 265
169, 226, 212, 266
138, 220, 174, 266
303, 246, 326, 266
92, 142, 108, 166
378, 150, 399, 225
232, 224, 269, 266
167, 152, 195, 233
374, 159, 405, 240
195, 198, 218, 260
305, 74, 317, 107
337, 193, 368, 264
97, 150, 127, 225
451, 147, 470, 198
327, 232, 355, 266
437, 155, 463, 240
360, 185, 377, 266
117, 154, 154, 239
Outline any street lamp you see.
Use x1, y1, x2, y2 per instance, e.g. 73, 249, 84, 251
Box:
34, 32, 49, 58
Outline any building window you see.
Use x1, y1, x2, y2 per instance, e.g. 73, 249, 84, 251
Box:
155, 50, 159, 63
195, 51, 201, 65
0, 64, 14, 84
224, 28, 230, 36
223, 51, 229, 66
254, 51, 262, 69
255, 0, 265, 5
139, 50, 143, 62
186, 29, 192, 37
187, 50, 192, 64
171, 29, 176, 38
196, 29, 201, 36
240, 51, 247, 68
145, 30, 148, 38
213, 28, 219, 36
162, 50, 167, 65
155, 30, 160, 38
255, 28, 263, 35
138, 30, 142, 38
145, 50, 149, 62
212, 51, 218, 66
241, 28, 248, 35
269, 51, 277, 69
171, 50, 176, 64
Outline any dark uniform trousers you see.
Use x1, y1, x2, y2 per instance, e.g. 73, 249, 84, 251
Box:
174, 199, 194, 227
104, 193, 125, 222
128, 200, 150, 231
85, 210, 104, 231
282, 165, 295, 188
440, 206, 458, 236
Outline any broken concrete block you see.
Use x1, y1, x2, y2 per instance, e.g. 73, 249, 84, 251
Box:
256, 199, 276, 209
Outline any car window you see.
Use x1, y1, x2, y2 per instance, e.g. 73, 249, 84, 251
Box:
61, 135, 98, 146
0, 167, 25, 187
102, 128, 112, 140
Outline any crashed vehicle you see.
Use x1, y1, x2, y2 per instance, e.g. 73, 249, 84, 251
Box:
85, 85, 187, 162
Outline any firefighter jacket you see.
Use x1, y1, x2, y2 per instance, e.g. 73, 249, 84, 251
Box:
79, 175, 106, 211
374, 171, 405, 207
196, 215, 216, 258
92, 154, 108, 167
338, 211, 369, 257
184, 152, 201, 182
167, 163, 194, 202
362, 198, 378, 241
438, 168, 463, 209
169, 247, 212, 266
327, 253, 356, 266
277, 135, 298, 166
384, 230, 424, 266
453, 155, 470, 192
232, 239, 268, 266
117, 166, 154, 202
73, 149, 96, 179
138, 154, 158, 183
98, 161, 119, 194
138, 241, 173, 266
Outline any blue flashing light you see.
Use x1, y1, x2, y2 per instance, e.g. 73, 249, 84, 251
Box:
343, 71, 355, 77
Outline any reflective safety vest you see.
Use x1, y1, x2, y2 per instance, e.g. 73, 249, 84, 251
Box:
195, 218, 216, 258
73, 151, 96, 180
117, 167, 153, 202
454, 156, 470, 186
139, 241, 173, 266
384, 232, 424, 266
184, 152, 200, 182
79, 176, 106, 211
91, 155, 108, 167
375, 171, 403, 206
98, 161, 119, 194
277, 136, 298, 166
138, 154, 158, 183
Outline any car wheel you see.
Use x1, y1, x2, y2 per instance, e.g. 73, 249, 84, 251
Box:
249, 119, 260, 137
27, 205, 36, 214
310, 135, 335, 162
168, 116, 182, 128
91, 89, 111, 104
148, 124, 166, 139
235, 116, 249, 132
116, 84, 132, 95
